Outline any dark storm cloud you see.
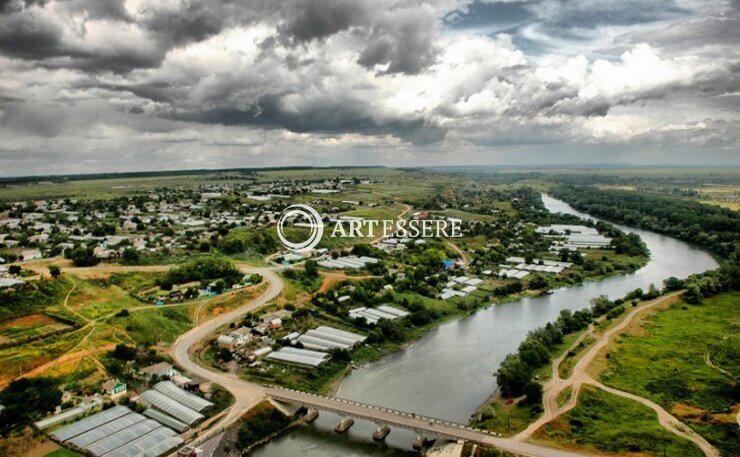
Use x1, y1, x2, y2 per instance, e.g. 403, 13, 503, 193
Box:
0, 9, 158, 72
165, 92, 446, 145
0, 0, 443, 76
0, 0, 47, 14
0, 98, 68, 137
278, 0, 367, 42
275, 0, 440, 75
0, 10, 62, 59
356, 8, 438, 75
0, 0, 255, 73
140, 1, 229, 48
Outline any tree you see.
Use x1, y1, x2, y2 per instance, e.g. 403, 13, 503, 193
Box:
114, 309, 130, 318
523, 381, 543, 405
217, 348, 233, 362
663, 276, 684, 292
0, 378, 62, 432
304, 260, 319, 278
495, 354, 532, 397
683, 283, 702, 304
159, 278, 174, 291
590, 295, 614, 316
8, 265, 21, 275
112, 344, 136, 360
122, 248, 140, 264
67, 247, 98, 267
212, 280, 227, 294
185, 287, 198, 299
48, 265, 61, 278
518, 338, 550, 368
528, 274, 550, 290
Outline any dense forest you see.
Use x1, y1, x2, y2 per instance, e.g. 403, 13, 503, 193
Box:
552, 186, 740, 263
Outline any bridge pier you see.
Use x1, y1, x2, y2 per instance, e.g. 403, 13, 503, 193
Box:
413, 434, 436, 450
372, 424, 390, 441
303, 408, 319, 423
334, 417, 354, 433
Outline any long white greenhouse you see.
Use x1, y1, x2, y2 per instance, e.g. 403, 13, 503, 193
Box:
51, 406, 131, 442
138, 390, 204, 425
153, 381, 213, 413
86, 419, 162, 456
267, 347, 331, 367
66, 412, 146, 448
50, 406, 183, 457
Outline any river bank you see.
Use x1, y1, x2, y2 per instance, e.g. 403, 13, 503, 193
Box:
245, 195, 718, 457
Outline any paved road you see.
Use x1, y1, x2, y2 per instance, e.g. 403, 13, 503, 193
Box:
169, 265, 599, 456
265, 387, 592, 457
170, 266, 284, 441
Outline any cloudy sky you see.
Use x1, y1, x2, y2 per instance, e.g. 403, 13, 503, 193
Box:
0, 0, 738, 176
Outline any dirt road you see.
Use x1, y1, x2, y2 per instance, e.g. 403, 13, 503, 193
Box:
515, 291, 720, 457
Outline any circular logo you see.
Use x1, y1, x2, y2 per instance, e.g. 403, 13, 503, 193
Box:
276, 204, 324, 252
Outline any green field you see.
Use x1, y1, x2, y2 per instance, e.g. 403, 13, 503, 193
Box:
599, 292, 740, 455
0, 173, 253, 201
71, 277, 145, 320
44, 448, 84, 457
538, 386, 704, 456
118, 306, 193, 346
473, 399, 542, 436
0, 315, 71, 343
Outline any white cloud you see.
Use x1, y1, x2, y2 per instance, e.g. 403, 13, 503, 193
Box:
0, 0, 737, 175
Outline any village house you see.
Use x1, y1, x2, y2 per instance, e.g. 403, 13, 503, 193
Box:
139, 361, 178, 380
216, 335, 236, 349
102, 379, 127, 399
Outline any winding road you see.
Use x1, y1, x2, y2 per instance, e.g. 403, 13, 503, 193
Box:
168, 265, 597, 456
170, 265, 284, 443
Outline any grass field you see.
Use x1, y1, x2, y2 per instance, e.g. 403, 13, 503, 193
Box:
118, 306, 193, 346
0, 173, 255, 201
597, 291, 740, 455
557, 335, 595, 379
0, 314, 71, 344
44, 449, 84, 457
70, 277, 145, 320
696, 185, 740, 210
537, 386, 704, 456
473, 399, 542, 436
597, 180, 740, 210
0, 270, 267, 388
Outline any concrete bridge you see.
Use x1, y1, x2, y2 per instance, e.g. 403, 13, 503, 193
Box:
265, 387, 592, 457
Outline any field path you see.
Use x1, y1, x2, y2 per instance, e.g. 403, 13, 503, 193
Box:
445, 240, 469, 265
515, 291, 721, 457
1, 344, 117, 387
315, 272, 381, 295
704, 333, 734, 379
370, 202, 412, 244
61, 276, 88, 323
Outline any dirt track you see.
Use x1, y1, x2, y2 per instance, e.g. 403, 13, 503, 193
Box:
515, 291, 720, 457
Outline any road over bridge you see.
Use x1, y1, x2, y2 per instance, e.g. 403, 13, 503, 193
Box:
171, 266, 595, 457
265, 387, 593, 457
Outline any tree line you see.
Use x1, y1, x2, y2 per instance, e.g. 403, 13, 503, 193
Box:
552, 185, 739, 264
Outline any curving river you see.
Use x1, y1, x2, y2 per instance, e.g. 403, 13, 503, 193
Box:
251, 194, 718, 457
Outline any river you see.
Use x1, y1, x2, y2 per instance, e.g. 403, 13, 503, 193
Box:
251, 194, 718, 457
